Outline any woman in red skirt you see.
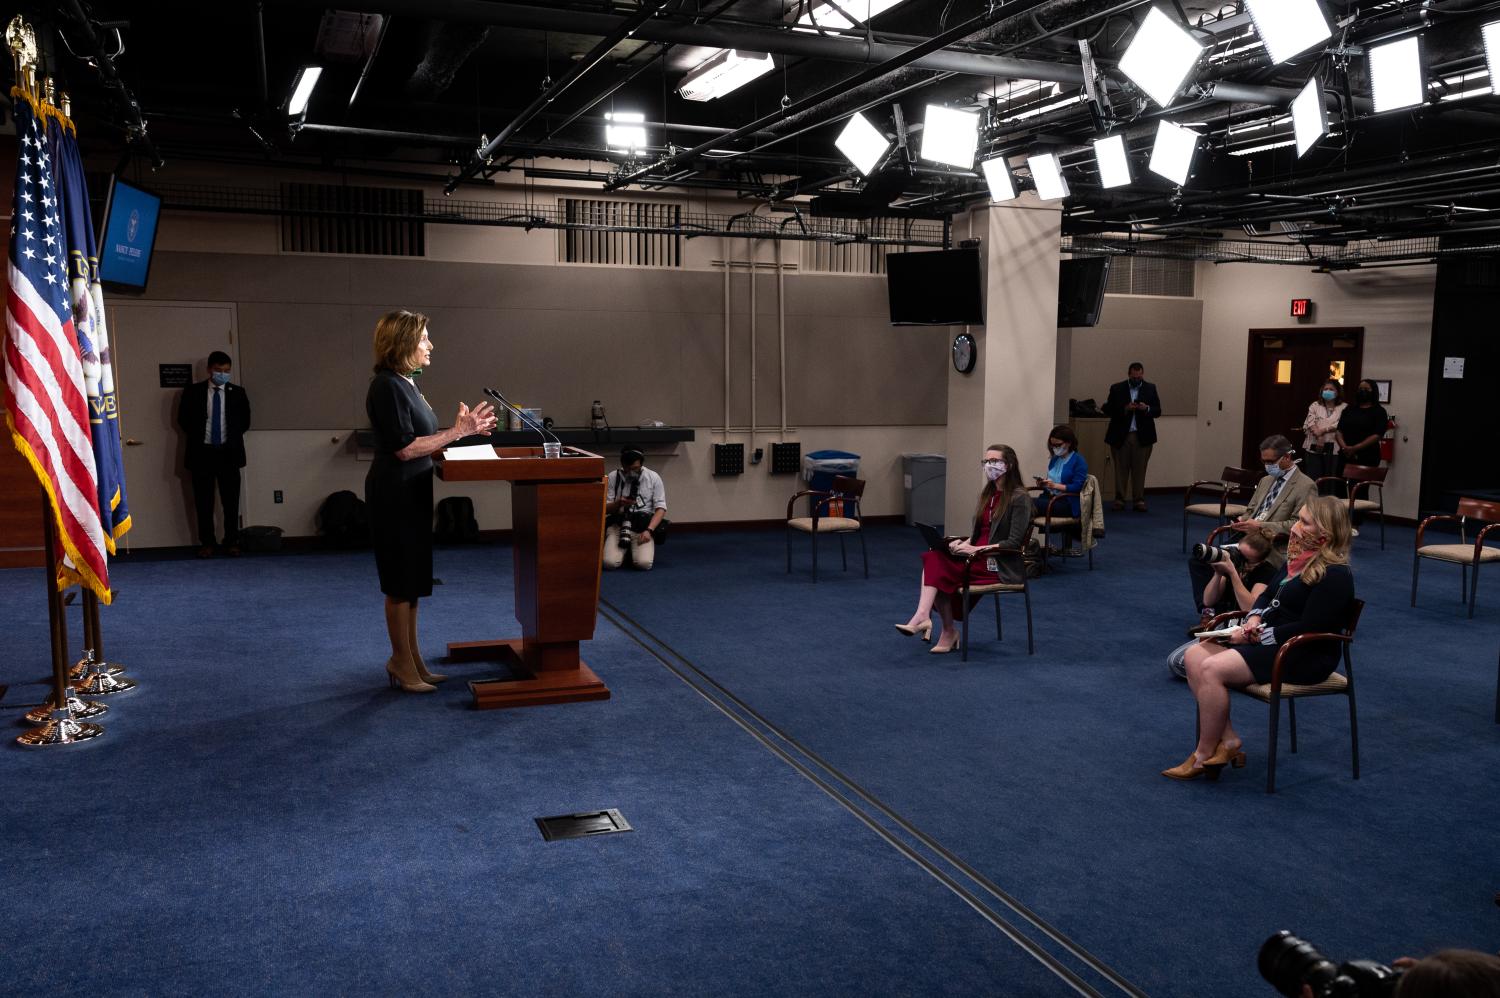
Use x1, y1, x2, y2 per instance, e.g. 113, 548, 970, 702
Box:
896, 444, 1031, 654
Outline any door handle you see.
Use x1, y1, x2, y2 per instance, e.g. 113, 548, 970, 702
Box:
125, 438, 144, 446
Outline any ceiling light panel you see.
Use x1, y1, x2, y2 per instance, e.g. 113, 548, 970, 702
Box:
835, 112, 892, 175
1148, 119, 1200, 185
981, 156, 1017, 202
1118, 7, 1205, 107
1482, 21, 1500, 90
1027, 153, 1069, 201
1244, 0, 1333, 65
919, 104, 981, 169
796, 0, 907, 30
1369, 36, 1425, 113
679, 50, 776, 101
1291, 78, 1329, 156
605, 112, 648, 154
288, 66, 323, 116
1094, 134, 1132, 188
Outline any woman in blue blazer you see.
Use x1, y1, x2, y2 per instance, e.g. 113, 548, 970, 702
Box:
1033, 424, 1087, 518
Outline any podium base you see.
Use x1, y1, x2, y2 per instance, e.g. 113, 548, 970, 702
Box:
449, 639, 610, 710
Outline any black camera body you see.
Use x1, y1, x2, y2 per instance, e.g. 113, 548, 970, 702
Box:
1260, 932, 1403, 998
1191, 543, 1235, 565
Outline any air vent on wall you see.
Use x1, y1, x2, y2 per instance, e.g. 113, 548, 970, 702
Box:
279, 182, 424, 256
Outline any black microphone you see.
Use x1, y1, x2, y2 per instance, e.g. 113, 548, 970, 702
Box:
484, 387, 562, 448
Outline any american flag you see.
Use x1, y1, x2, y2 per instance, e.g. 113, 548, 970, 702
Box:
3, 94, 111, 601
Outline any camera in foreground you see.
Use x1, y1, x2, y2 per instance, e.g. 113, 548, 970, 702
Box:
617, 518, 634, 550
1260, 932, 1402, 998
1191, 543, 1235, 565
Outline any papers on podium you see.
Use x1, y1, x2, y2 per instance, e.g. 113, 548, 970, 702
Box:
444, 444, 500, 461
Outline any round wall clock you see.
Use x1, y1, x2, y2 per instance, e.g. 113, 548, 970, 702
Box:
952, 333, 976, 374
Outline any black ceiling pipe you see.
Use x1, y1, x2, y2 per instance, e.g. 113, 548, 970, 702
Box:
446, 0, 673, 193
57, 0, 163, 167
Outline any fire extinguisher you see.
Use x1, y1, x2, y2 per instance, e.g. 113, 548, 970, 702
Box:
1379, 415, 1397, 463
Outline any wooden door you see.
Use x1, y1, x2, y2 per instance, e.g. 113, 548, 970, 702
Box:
108, 302, 238, 549
1242, 328, 1362, 468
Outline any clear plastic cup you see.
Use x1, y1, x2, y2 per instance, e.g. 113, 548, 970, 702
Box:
543, 442, 562, 459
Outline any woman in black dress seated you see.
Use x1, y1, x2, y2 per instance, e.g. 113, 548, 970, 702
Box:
366, 310, 496, 693
1165, 495, 1354, 780
895, 444, 1031, 654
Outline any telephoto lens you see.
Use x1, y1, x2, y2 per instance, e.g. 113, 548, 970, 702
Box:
617, 520, 634, 550
1191, 543, 1232, 565
1258, 932, 1403, 998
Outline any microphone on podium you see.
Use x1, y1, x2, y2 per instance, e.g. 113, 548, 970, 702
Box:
484, 387, 563, 455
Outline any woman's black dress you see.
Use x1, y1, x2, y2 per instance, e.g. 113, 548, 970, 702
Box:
365, 369, 438, 600
1336, 403, 1387, 468
1236, 563, 1355, 685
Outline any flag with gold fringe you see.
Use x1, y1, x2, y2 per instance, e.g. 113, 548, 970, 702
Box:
51, 100, 131, 550
3, 88, 112, 602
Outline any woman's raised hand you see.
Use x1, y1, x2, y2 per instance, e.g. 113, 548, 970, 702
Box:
456, 401, 498, 437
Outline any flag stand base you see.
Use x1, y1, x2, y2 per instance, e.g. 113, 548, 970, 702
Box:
24, 692, 107, 724
72, 651, 136, 696
17, 709, 104, 748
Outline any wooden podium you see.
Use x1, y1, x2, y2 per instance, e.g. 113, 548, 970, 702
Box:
435, 446, 610, 709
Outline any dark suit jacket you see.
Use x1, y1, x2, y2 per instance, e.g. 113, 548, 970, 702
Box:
1251, 563, 1355, 671
1102, 379, 1162, 447
178, 380, 251, 470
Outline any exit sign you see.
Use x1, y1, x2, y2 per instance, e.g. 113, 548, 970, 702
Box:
1290, 298, 1312, 318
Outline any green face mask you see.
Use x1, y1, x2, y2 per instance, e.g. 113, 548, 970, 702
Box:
408, 367, 423, 378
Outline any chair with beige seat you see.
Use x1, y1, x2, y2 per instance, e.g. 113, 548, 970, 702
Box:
1411, 497, 1500, 618
956, 520, 1036, 660
1318, 463, 1389, 549
1204, 598, 1364, 793
786, 475, 868, 582
1182, 466, 1260, 552
1029, 476, 1102, 570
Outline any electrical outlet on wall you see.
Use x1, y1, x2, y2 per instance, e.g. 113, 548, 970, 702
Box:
273, 490, 284, 504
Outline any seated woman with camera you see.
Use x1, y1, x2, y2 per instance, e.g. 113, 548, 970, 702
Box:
603, 447, 667, 571
1166, 527, 1277, 679
1164, 495, 1355, 781
895, 444, 1030, 655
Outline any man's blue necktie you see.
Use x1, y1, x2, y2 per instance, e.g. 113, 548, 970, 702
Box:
210, 388, 222, 446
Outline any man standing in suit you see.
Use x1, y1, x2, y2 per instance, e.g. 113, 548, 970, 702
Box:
1102, 362, 1162, 512
1186, 434, 1316, 612
177, 351, 251, 558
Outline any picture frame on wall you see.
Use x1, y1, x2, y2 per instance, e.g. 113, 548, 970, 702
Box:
1373, 379, 1392, 404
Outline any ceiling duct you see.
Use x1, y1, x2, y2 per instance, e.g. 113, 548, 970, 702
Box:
315, 10, 384, 63
405, 21, 492, 100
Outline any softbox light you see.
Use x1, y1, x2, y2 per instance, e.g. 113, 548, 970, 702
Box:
1094, 134, 1132, 188
1291, 78, 1329, 156
1369, 36, 1425, 113
1118, 7, 1204, 107
1027, 153, 1069, 201
919, 104, 981, 168
1148, 119, 1199, 185
1245, 0, 1333, 65
835, 112, 892, 175
980, 156, 1017, 202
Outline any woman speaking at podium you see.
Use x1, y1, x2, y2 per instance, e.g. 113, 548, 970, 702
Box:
366, 310, 497, 693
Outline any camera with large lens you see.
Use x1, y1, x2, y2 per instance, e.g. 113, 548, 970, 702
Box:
617, 517, 634, 549
1191, 543, 1235, 565
1260, 932, 1402, 998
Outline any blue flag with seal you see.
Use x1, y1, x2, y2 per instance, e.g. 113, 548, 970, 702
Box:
51, 113, 131, 549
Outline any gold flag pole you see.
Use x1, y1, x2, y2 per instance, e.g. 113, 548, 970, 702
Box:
5, 15, 37, 100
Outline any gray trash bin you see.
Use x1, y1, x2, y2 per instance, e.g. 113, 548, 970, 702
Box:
902, 454, 946, 528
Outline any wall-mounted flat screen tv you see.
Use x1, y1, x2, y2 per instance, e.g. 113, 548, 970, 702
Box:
98, 176, 162, 292
886, 247, 984, 325
1057, 256, 1111, 327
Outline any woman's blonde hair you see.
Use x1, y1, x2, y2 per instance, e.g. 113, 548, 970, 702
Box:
1298, 494, 1353, 584
372, 309, 428, 374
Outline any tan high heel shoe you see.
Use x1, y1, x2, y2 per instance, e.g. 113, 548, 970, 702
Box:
1202, 741, 1247, 769
929, 633, 961, 654
1161, 751, 1220, 781
386, 656, 436, 694
412, 655, 448, 684
894, 620, 934, 641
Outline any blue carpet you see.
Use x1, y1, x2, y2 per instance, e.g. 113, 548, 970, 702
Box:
599, 513, 1500, 997
0, 546, 1077, 997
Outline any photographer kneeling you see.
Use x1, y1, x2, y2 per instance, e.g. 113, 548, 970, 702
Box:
603, 447, 667, 571
1167, 527, 1276, 679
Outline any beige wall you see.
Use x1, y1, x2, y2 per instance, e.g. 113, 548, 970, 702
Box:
1196, 262, 1435, 520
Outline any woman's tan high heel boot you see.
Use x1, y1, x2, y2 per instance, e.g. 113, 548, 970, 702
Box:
386, 655, 436, 693
412, 654, 448, 684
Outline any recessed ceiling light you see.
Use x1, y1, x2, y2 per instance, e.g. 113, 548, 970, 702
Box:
1118, 7, 1204, 107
